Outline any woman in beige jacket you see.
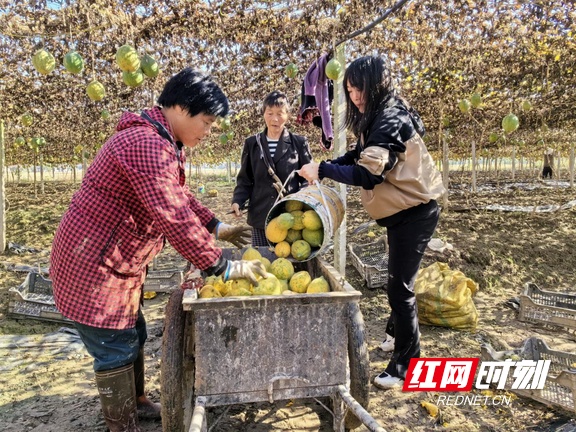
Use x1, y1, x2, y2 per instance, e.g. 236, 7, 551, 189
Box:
298, 55, 445, 390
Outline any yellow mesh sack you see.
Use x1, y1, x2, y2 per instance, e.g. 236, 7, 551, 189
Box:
415, 262, 479, 331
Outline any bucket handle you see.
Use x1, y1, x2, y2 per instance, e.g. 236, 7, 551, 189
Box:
271, 170, 297, 209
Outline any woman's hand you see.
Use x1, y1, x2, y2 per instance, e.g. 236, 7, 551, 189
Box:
297, 162, 320, 182
231, 203, 242, 217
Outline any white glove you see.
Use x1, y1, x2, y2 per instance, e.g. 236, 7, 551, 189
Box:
216, 222, 252, 248
224, 260, 267, 286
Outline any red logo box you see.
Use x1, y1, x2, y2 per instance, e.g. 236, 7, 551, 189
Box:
403, 358, 480, 391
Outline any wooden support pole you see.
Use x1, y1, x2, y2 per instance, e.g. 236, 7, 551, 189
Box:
512, 145, 516, 180
332, 43, 347, 276
570, 141, 575, 188
337, 385, 387, 432
442, 134, 449, 207
471, 141, 477, 193
189, 397, 208, 432
0, 120, 5, 253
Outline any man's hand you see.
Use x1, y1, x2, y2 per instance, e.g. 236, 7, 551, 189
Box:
216, 223, 252, 248
297, 162, 320, 183
225, 260, 268, 286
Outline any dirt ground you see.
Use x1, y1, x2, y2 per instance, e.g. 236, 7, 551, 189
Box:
1, 174, 575, 432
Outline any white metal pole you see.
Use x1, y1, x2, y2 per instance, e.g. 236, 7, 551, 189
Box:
332, 44, 347, 276
471, 141, 477, 193
0, 120, 5, 252
442, 135, 449, 207
570, 141, 575, 188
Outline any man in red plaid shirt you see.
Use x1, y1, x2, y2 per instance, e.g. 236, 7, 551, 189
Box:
50, 68, 266, 432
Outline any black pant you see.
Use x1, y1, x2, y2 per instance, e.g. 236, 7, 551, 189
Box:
542, 166, 552, 179
382, 200, 440, 379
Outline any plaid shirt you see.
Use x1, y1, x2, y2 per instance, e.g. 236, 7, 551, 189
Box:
50, 107, 222, 329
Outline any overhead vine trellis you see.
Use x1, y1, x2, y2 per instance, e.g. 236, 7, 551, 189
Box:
0, 0, 574, 169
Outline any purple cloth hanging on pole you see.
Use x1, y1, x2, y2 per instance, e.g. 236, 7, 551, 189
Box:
297, 53, 334, 150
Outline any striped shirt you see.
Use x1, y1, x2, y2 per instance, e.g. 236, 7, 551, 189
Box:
267, 136, 279, 158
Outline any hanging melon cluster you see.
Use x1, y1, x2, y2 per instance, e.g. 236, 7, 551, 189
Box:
32, 48, 85, 78
30, 44, 160, 104
31, 47, 104, 102
16, 113, 45, 153
12, 135, 46, 153
115, 44, 159, 88
217, 116, 234, 145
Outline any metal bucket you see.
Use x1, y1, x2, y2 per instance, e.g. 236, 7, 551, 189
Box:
265, 184, 345, 261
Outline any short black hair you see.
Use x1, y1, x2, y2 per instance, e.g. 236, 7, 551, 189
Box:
261, 90, 290, 115
158, 68, 229, 117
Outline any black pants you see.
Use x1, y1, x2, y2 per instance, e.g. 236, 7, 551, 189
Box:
382, 200, 440, 379
542, 166, 552, 179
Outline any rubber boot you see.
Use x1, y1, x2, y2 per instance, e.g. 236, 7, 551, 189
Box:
95, 363, 141, 432
134, 347, 162, 420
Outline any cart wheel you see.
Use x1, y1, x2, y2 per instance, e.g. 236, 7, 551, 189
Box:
161, 289, 195, 432
345, 302, 370, 430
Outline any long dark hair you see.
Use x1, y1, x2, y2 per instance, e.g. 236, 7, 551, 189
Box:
343, 56, 397, 137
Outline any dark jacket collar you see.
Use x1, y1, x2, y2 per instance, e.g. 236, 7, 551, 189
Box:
262, 128, 291, 163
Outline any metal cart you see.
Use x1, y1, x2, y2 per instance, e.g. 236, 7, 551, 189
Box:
160, 247, 385, 431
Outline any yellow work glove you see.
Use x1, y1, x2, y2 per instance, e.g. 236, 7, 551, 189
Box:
215, 222, 252, 248
224, 260, 268, 286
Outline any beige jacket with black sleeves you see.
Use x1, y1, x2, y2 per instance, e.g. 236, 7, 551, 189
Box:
360, 131, 445, 220
322, 101, 445, 221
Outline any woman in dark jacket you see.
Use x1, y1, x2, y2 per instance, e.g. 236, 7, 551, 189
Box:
232, 91, 313, 245
298, 56, 445, 389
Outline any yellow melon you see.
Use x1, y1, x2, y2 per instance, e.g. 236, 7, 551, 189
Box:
204, 275, 218, 286
86, 80, 106, 101
269, 258, 295, 280
291, 240, 311, 261
141, 54, 159, 78
116, 44, 141, 72
253, 273, 282, 295
32, 49, 56, 75
276, 213, 295, 230
122, 69, 145, 87
260, 257, 271, 271
289, 271, 312, 293
278, 279, 289, 291
274, 241, 291, 258
230, 278, 252, 292
21, 113, 33, 127
306, 276, 330, 293
242, 247, 262, 261
302, 228, 324, 247
291, 211, 305, 230
302, 210, 322, 230
199, 285, 222, 298
265, 218, 288, 243
285, 200, 303, 212
213, 277, 228, 295
285, 229, 302, 243
226, 286, 252, 297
